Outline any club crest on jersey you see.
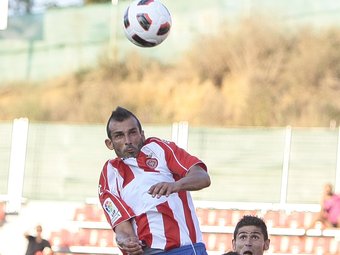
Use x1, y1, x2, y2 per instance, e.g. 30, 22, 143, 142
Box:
103, 198, 122, 225
146, 158, 158, 169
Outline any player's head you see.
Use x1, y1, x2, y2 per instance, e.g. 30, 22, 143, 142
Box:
105, 106, 145, 158
222, 252, 240, 255
232, 215, 270, 255
35, 224, 43, 237
323, 183, 334, 196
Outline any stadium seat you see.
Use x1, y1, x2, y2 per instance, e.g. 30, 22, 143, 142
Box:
0, 202, 5, 226
288, 236, 306, 254
263, 210, 282, 228
216, 209, 233, 226
196, 208, 212, 226
73, 228, 91, 246
96, 229, 115, 247
49, 229, 72, 249
267, 235, 281, 253
73, 207, 86, 221
303, 211, 317, 229
313, 236, 333, 254
202, 232, 232, 252
284, 211, 305, 228
73, 203, 104, 222
230, 209, 259, 226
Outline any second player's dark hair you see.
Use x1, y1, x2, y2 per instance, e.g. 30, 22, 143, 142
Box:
233, 215, 268, 240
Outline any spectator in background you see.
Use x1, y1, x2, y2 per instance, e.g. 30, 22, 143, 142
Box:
98, 106, 211, 255
309, 183, 340, 229
232, 215, 270, 255
24, 225, 51, 255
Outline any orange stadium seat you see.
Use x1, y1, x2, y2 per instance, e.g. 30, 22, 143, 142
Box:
196, 208, 261, 227
263, 210, 288, 228
73, 228, 91, 246
196, 208, 211, 226
313, 236, 334, 254
97, 229, 115, 247
202, 232, 232, 252
49, 229, 72, 249
303, 211, 317, 228
303, 236, 339, 254
73, 207, 86, 221
288, 236, 306, 254
215, 209, 233, 226
204, 208, 234, 226
284, 211, 306, 228
267, 235, 281, 253
83, 204, 99, 221
0, 202, 6, 226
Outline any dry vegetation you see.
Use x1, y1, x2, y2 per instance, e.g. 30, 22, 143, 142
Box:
1, 16, 340, 127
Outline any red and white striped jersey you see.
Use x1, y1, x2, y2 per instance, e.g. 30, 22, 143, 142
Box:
98, 137, 207, 251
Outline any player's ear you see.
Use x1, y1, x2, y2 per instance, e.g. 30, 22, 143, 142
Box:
232, 239, 236, 250
105, 139, 114, 150
264, 239, 270, 250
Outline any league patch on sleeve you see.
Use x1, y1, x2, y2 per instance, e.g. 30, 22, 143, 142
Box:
103, 198, 122, 225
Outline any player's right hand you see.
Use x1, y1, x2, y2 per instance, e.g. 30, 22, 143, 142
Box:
117, 237, 144, 255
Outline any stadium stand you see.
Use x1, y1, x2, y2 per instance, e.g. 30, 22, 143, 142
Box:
48, 202, 340, 255
0, 201, 6, 226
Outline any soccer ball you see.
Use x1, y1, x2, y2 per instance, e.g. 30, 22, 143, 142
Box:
123, 0, 172, 47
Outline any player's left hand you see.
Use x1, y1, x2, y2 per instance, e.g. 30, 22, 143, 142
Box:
148, 182, 177, 198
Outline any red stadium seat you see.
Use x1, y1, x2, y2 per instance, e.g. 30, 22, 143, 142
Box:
285, 211, 305, 228
267, 235, 281, 253
216, 209, 233, 226
288, 236, 306, 254
0, 202, 6, 226
97, 229, 115, 247
73, 228, 91, 246
49, 229, 72, 249
203, 233, 232, 252
195, 208, 208, 226
303, 211, 317, 229
263, 210, 282, 228
73, 207, 85, 221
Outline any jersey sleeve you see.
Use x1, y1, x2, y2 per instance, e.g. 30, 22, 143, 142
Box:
98, 161, 136, 230
156, 138, 207, 177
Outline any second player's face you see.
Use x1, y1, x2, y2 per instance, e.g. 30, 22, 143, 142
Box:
232, 226, 270, 255
107, 117, 145, 158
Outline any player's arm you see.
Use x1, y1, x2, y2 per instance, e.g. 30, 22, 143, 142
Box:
114, 220, 144, 255
148, 164, 210, 198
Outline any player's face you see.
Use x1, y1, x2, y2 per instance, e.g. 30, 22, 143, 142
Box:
106, 116, 145, 158
232, 226, 270, 255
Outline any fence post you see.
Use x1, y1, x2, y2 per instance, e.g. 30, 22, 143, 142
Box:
0, 0, 8, 30
280, 125, 292, 208
6, 118, 29, 214
172, 121, 188, 150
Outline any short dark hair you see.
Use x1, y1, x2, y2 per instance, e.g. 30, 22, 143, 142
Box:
222, 252, 240, 255
233, 215, 268, 240
106, 106, 142, 139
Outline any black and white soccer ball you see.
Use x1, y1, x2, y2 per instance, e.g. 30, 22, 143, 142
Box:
123, 0, 172, 47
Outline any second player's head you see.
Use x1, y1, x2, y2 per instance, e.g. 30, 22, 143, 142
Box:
232, 215, 270, 255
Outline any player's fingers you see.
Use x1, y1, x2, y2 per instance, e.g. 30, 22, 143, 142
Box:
165, 183, 176, 197
156, 185, 168, 198
165, 187, 172, 197
148, 183, 164, 197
